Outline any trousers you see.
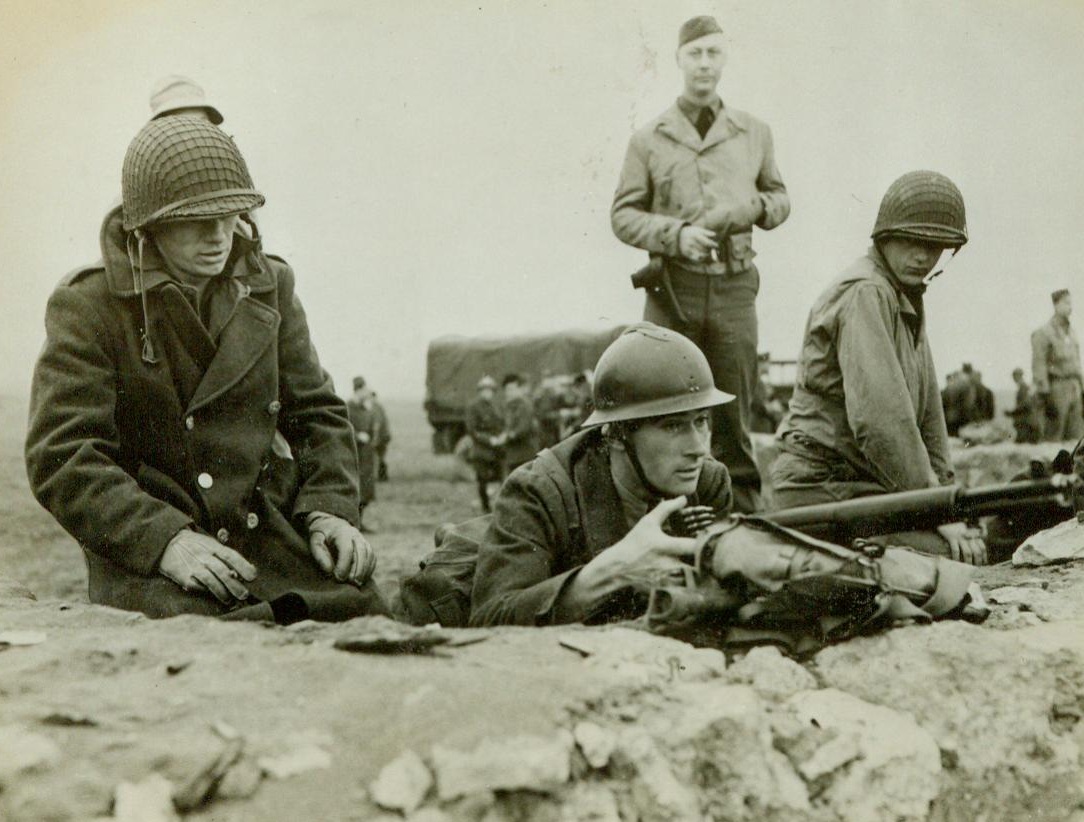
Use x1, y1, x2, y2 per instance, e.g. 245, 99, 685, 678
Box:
1045, 377, 1084, 442
644, 263, 761, 513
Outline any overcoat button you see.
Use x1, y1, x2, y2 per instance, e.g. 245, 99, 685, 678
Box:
197, 472, 213, 489
246, 512, 259, 530
216, 528, 230, 544
184, 415, 195, 430
267, 400, 282, 414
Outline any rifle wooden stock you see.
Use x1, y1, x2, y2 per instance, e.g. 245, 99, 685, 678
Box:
763, 477, 1077, 542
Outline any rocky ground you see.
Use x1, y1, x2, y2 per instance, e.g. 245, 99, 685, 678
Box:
3, 395, 1084, 821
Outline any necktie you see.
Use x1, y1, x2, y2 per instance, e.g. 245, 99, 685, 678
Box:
695, 106, 714, 139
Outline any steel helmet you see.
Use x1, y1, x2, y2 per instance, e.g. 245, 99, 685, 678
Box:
477, 375, 498, 391
871, 170, 967, 248
581, 323, 732, 427
121, 115, 264, 232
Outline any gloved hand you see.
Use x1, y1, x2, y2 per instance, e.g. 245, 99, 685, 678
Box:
306, 511, 377, 584
678, 225, 717, 262
936, 522, 988, 566
701, 195, 764, 236
159, 529, 257, 603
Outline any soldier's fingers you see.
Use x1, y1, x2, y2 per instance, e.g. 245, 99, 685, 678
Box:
358, 544, 377, 584
647, 496, 688, 524
193, 568, 233, 603
215, 548, 257, 581
653, 536, 698, 558
946, 536, 962, 563
310, 532, 334, 574
333, 533, 356, 581
207, 558, 250, 600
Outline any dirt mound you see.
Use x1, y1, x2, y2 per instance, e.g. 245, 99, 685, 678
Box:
4, 557, 1084, 821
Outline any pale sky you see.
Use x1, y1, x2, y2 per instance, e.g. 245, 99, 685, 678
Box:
1, 0, 1081, 399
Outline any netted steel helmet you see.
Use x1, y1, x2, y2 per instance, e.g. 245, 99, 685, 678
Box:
581, 323, 733, 427
871, 170, 967, 248
121, 115, 264, 231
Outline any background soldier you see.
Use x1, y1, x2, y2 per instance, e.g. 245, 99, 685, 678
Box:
470, 324, 733, 627
1031, 289, 1084, 442
770, 171, 987, 565
611, 15, 790, 513
1006, 367, 1042, 444
25, 116, 387, 621
465, 376, 505, 512
501, 373, 539, 476
346, 377, 379, 532
148, 74, 223, 124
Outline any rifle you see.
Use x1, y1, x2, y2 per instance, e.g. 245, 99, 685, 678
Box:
762, 465, 1084, 544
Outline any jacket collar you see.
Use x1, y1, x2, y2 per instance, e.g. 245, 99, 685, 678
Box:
98, 205, 275, 298
656, 99, 748, 153
864, 245, 920, 320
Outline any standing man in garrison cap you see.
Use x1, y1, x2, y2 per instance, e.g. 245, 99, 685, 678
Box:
1032, 289, 1084, 442
611, 15, 790, 513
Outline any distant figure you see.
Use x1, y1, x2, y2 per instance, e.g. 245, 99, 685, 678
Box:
502, 373, 540, 476
372, 392, 392, 481
148, 75, 223, 124
750, 353, 784, 434
941, 371, 974, 437
346, 378, 379, 533
611, 14, 790, 513
966, 367, 995, 422
1006, 367, 1042, 444
1031, 289, 1084, 442
465, 376, 505, 512
533, 374, 564, 449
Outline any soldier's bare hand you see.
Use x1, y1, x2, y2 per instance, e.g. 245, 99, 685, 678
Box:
578, 496, 697, 593
937, 522, 988, 566
159, 529, 257, 603
678, 226, 717, 262
307, 512, 377, 584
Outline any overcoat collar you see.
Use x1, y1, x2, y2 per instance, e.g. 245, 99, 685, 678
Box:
572, 442, 629, 556
655, 100, 748, 153
98, 205, 275, 298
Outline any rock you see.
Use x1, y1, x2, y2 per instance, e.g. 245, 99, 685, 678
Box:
724, 645, 818, 700
431, 730, 573, 800
406, 808, 452, 822
559, 783, 621, 822
172, 736, 244, 811
370, 749, 433, 813
814, 622, 1084, 815
786, 689, 941, 822
614, 727, 701, 821
557, 626, 726, 685
573, 721, 615, 769
217, 757, 263, 800
113, 774, 178, 822
1013, 517, 1084, 567
0, 725, 61, 785
0, 630, 46, 647
0, 577, 36, 601
258, 743, 332, 779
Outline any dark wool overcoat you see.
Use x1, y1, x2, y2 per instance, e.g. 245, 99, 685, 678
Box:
25, 207, 387, 619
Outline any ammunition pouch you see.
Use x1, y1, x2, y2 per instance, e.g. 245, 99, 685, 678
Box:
646, 515, 987, 657
719, 231, 756, 274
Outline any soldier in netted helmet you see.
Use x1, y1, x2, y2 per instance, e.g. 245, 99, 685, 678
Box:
25, 115, 391, 622
469, 323, 734, 626
770, 171, 989, 565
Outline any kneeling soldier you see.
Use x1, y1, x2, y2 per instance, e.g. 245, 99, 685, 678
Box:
26, 116, 389, 621
469, 323, 734, 626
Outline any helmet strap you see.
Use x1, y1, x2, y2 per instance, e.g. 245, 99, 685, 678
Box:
126, 230, 158, 364
611, 422, 668, 504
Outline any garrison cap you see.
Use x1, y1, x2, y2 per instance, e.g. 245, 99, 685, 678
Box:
149, 75, 223, 125
353, 376, 367, 391
678, 16, 724, 48
1052, 289, 1071, 304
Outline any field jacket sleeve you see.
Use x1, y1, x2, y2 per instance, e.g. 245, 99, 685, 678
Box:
754, 123, 790, 231
837, 283, 936, 491
610, 130, 686, 257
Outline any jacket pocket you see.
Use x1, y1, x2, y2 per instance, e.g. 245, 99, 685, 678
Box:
725, 231, 757, 272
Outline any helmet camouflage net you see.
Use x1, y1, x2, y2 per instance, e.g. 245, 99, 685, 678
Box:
872, 170, 967, 248
581, 323, 733, 428
122, 115, 264, 231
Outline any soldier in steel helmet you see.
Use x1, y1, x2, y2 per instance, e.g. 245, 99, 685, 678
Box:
469, 323, 734, 626
25, 115, 390, 621
770, 171, 988, 565
611, 15, 790, 515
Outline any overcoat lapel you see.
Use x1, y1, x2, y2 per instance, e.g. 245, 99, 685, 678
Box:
186, 296, 280, 414
574, 447, 628, 556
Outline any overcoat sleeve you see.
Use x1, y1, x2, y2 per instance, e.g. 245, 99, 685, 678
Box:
272, 262, 361, 525
836, 283, 936, 491
468, 469, 579, 627
25, 285, 193, 575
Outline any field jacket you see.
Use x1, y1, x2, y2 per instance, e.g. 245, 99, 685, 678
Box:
777, 247, 953, 492
611, 101, 789, 275
1031, 317, 1082, 392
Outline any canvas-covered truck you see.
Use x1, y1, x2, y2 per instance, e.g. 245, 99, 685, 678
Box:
424, 326, 628, 452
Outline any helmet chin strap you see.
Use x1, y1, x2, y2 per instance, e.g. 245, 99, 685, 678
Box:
613, 423, 669, 504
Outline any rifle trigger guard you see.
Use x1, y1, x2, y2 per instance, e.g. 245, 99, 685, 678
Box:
851, 538, 885, 559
